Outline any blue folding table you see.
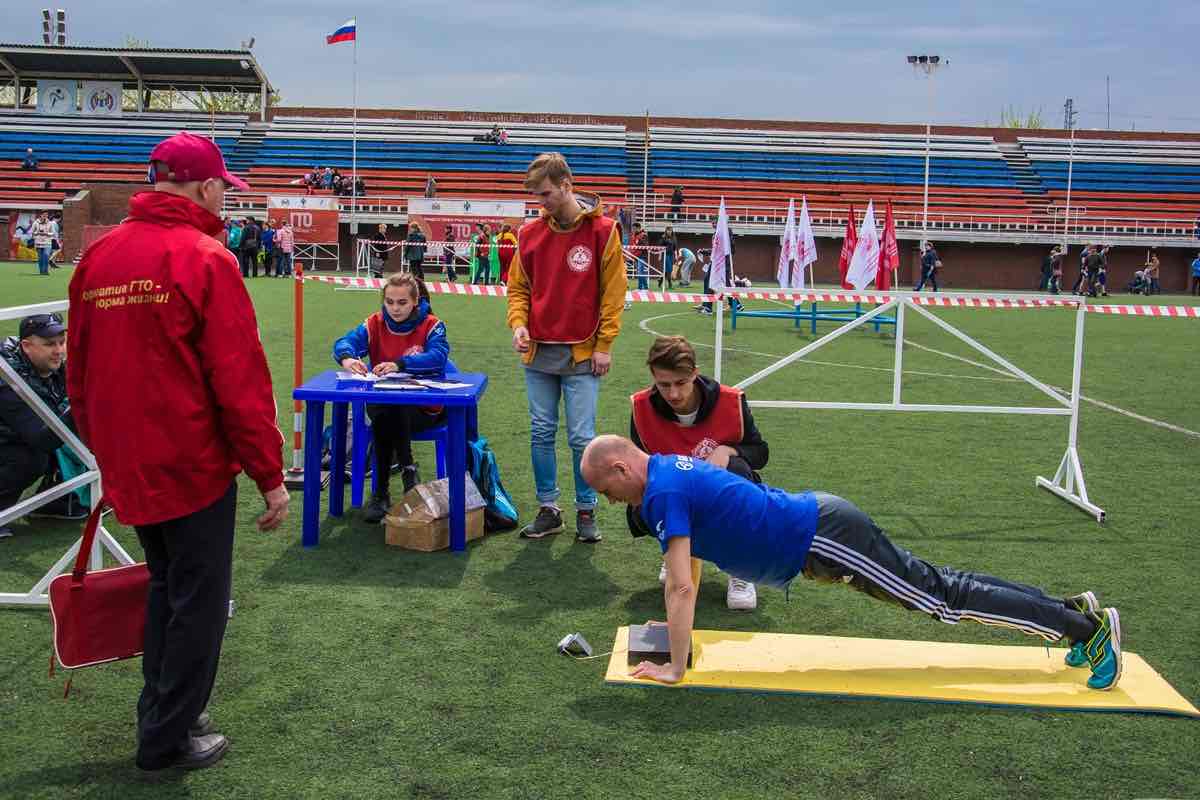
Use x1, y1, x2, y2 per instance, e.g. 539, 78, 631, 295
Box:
293, 370, 488, 551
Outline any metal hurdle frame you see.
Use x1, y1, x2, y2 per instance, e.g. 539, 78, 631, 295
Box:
0, 300, 135, 608
712, 288, 1106, 522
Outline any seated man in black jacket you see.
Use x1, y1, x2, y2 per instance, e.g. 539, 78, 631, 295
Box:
0, 313, 86, 538
629, 335, 769, 610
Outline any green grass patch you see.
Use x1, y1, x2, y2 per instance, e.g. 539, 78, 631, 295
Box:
1, 259, 1198, 799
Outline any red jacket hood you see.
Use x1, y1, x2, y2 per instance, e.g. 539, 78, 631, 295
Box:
127, 190, 225, 237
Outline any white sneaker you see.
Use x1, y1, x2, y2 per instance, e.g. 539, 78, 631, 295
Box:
658, 560, 668, 585
726, 578, 757, 611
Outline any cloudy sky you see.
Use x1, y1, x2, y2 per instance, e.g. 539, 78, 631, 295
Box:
3, 1, 1197, 131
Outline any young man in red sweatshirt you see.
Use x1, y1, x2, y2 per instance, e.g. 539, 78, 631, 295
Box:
506, 152, 627, 542
629, 335, 769, 610
68, 132, 288, 773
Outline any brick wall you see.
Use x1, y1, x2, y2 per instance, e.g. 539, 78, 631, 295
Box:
61, 183, 141, 261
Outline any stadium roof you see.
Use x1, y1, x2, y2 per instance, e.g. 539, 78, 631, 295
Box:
0, 44, 271, 90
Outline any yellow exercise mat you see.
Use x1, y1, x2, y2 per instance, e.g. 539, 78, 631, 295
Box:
605, 627, 1199, 719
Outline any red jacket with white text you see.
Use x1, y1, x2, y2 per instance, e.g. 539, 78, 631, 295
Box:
67, 191, 283, 526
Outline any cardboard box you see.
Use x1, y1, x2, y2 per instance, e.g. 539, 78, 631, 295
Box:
383, 474, 487, 551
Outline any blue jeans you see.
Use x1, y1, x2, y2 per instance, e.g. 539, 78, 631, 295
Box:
636, 259, 648, 290
37, 246, 50, 275
524, 368, 600, 511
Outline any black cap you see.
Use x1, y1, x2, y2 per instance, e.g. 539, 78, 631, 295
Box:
19, 312, 66, 339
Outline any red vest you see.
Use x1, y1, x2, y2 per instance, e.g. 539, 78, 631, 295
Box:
631, 384, 744, 459
365, 312, 442, 413
518, 213, 615, 344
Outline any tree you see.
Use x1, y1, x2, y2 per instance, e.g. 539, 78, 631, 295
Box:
998, 105, 1045, 129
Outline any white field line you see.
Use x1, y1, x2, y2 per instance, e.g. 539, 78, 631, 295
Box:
641, 310, 1200, 439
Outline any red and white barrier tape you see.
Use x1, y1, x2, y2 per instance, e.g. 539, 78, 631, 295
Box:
299, 274, 1198, 317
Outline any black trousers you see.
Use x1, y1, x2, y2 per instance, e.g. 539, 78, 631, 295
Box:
368, 405, 445, 495
134, 482, 236, 769
0, 445, 50, 512
801, 493, 1094, 644
408, 259, 425, 280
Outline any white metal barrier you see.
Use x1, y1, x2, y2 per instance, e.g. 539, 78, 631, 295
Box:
0, 300, 135, 608
713, 289, 1106, 521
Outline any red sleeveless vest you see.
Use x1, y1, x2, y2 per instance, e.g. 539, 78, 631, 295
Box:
518, 213, 615, 344
631, 384, 744, 459
365, 312, 442, 414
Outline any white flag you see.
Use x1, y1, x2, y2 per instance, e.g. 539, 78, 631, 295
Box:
795, 196, 818, 289
710, 197, 731, 290
845, 200, 880, 289
777, 198, 797, 288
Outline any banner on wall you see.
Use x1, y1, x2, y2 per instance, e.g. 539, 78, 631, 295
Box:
406, 197, 526, 258
267, 196, 339, 243
81, 81, 123, 116
36, 80, 77, 114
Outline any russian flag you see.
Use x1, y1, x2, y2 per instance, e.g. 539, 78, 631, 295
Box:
326, 18, 356, 44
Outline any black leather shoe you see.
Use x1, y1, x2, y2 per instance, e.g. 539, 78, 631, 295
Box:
138, 733, 228, 772
363, 493, 390, 524
190, 710, 214, 737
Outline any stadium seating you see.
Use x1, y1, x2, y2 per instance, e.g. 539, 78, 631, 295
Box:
640, 126, 1038, 227
0, 110, 247, 206
1022, 136, 1200, 229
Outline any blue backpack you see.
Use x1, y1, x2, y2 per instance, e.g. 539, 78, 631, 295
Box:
467, 436, 518, 532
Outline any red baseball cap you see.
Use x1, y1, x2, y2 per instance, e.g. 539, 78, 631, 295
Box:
148, 131, 249, 191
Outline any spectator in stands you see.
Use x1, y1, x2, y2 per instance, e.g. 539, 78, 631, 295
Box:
659, 225, 677, 290
632, 223, 650, 290
914, 241, 940, 292
239, 217, 261, 278
506, 151, 626, 543
677, 245, 697, 287
0, 313, 86, 540
670, 186, 684, 219
488, 124, 502, 144
424, 175, 437, 198
442, 225, 457, 281
31, 212, 55, 276
354, 176, 366, 197
276, 220, 295, 276
498, 128, 510, 145
334, 272, 450, 523
404, 223, 428, 280
497, 223, 518, 284
1144, 249, 1160, 295
261, 220, 277, 277
22, 147, 38, 170
1191, 252, 1200, 296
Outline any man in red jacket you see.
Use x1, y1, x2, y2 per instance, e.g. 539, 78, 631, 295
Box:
67, 132, 288, 773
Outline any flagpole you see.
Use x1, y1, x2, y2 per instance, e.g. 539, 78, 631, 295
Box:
351, 18, 358, 231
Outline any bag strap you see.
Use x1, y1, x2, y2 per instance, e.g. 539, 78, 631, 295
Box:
70, 499, 109, 582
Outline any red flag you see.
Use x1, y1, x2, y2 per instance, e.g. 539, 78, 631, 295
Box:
876, 200, 899, 291
837, 204, 858, 290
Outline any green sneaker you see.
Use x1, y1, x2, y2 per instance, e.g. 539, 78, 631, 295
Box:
1084, 608, 1123, 691
1063, 591, 1100, 668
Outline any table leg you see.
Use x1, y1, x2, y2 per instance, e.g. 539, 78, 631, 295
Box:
446, 406, 468, 552
302, 400, 325, 548
330, 401, 348, 518
350, 402, 366, 508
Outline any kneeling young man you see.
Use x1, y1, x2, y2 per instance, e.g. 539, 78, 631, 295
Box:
630, 335, 768, 610
581, 436, 1122, 691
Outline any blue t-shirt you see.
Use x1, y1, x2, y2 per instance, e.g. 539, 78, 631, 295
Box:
640, 454, 817, 588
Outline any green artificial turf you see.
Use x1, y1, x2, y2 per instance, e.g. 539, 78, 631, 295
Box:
1, 259, 1197, 799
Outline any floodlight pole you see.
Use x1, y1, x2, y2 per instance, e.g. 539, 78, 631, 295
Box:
1062, 126, 1075, 252
909, 56, 945, 249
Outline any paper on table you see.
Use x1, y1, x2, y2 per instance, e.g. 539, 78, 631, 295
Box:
374, 380, 429, 390
416, 379, 472, 390
336, 371, 413, 382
